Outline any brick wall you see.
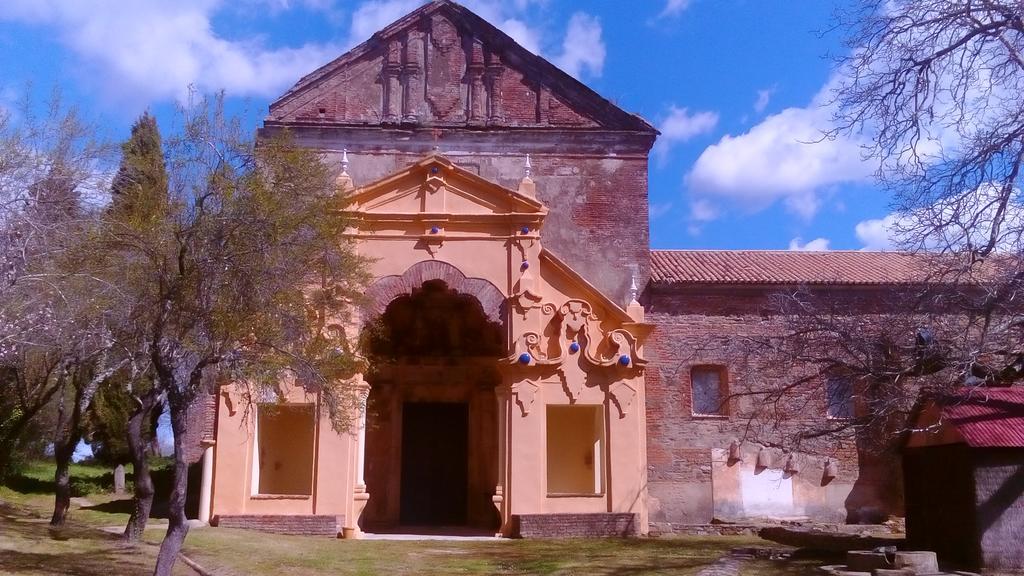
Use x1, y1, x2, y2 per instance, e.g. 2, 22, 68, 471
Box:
213, 514, 344, 536
643, 285, 904, 528
973, 449, 1024, 571
512, 513, 637, 538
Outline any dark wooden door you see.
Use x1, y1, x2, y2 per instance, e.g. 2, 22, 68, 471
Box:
400, 402, 469, 526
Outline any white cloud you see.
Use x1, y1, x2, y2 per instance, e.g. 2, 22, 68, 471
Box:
855, 185, 1024, 252
754, 86, 775, 113
554, 12, 605, 79
653, 106, 719, 162
0, 0, 601, 111
349, 0, 423, 45
788, 236, 830, 251
0, 0, 342, 107
660, 0, 691, 17
649, 202, 673, 221
689, 198, 718, 222
855, 215, 899, 251
499, 18, 541, 54
687, 75, 875, 219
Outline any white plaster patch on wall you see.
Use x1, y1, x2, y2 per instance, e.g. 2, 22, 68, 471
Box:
740, 468, 794, 517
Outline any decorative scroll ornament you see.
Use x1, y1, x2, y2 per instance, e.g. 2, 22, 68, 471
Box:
506, 331, 565, 367
505, 297, 645, 372
559, 299, 594, 336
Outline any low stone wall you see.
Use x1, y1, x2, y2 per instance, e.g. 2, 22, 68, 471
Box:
511, 513, 637, 538
648, 522, 761, 537
212, 514, 343, 536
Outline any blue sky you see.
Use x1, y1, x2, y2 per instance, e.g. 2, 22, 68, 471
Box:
0, 0, 897, 252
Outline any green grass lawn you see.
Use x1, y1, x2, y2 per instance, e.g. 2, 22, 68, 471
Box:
2, 460, 820, 576
180, 529, 767, 576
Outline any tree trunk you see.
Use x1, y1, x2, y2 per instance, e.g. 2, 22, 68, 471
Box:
50, 430, 81, 526
153, 397, 189, 576
49, 379, 72, 527
51, 361, 114, 527
123, 391, 160, 542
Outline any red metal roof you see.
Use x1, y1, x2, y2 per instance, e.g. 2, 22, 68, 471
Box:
650, 250, 933, 286
940, 388, 1024, 449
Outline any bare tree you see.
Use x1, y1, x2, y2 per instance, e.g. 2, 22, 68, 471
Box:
833, 0, 1024, 257
0, 93, 115, 482
727, 1, 1024, 453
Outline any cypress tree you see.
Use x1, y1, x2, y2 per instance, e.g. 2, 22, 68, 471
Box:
109, 112, 168, 226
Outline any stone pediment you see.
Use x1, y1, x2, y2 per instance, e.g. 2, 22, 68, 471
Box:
344, 154, 547, 219
268, 0, 655, 133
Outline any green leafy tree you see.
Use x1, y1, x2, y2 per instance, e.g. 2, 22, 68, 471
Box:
99, 111, 172, 541
92, 94, 370, 575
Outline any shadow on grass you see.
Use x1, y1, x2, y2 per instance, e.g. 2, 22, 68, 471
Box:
0, 547, 154, 576
0, 496, 157, 576
4, 470, 118, 497
80, 497, 168, 519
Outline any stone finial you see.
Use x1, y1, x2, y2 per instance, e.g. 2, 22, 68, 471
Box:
626, 269, 644, 321
518, 154, 536, 198
335, 148, 354, 193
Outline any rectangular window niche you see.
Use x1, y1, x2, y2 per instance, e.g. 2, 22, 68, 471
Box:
546, 405, 604, 496
254, 404, 316, 496
826, 376, 855, 420
692, 365, 729, 416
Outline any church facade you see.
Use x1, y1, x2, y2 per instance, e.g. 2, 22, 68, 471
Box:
196, 0, 904, 537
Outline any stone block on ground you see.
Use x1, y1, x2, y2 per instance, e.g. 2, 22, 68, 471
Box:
846, 551, 891, 572
759, 526, 904, 552
893, 551, 938, 574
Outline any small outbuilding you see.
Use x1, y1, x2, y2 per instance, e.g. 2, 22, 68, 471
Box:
904, 387, 1024, 572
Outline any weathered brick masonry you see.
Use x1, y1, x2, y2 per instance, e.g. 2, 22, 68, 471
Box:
643, 281, 903, 531
214, 514, 344, 536
512, 513, 638, 538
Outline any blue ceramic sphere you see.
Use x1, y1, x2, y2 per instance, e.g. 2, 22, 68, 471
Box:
618, 355, 631, 366
518, 353, 531, 364
521, 260, 529, 270
521, 226, 530, 234
430, 226, 440, 234
430, 166, 439, 174
569, 341, 580, 354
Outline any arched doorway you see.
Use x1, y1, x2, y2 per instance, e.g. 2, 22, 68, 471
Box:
361, 279, 504, 531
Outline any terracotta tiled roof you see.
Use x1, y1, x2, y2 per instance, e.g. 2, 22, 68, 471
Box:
939, 388, 1024, 448
649, 250, 931, 286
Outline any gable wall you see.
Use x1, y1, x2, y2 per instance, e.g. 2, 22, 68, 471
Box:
263, 7, 653, 303
270, 13, 602, 128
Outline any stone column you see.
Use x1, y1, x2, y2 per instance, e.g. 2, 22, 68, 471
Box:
493, 385, 510, 535
402, 31, 424, 123
198, 445, 214, 523
485, 53, 504, 125
348, 381, 371, 538
468, 40, 486, 124
356, 385, 369, 489
383, 40, 402, 124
